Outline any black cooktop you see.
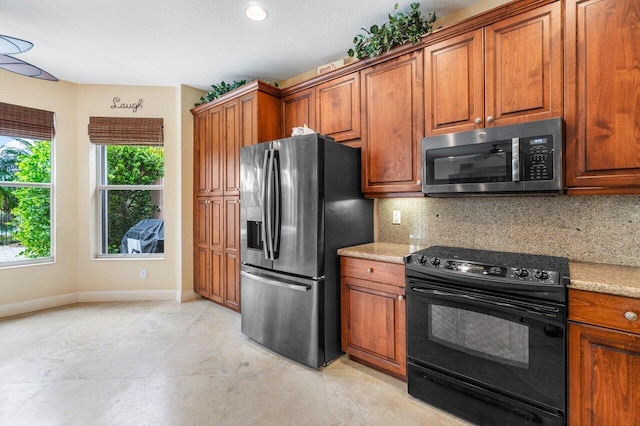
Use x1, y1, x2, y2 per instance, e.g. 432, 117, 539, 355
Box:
404, 245, 570, 303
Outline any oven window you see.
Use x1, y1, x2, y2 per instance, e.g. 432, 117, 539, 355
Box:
428, 305, 529, 368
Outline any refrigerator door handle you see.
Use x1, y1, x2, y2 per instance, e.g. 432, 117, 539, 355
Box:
261, 149, 271, 260
241, 271, 311, 292
266, 149, 276, 260
272, 152, 281, 257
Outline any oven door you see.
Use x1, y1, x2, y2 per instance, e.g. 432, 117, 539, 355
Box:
406, 280, 565, 411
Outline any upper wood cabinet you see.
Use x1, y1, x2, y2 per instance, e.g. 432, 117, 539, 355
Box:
194, 105, 223, 196
224, 99, 240, 196
361, 50, 424, 195
315, 73, 361, 142
282, 88, 315, 138
282, 72, 361, 142
424, 2, 562, 135
565, 0, 640, 193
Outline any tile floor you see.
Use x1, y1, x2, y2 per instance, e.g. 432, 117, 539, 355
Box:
0, 300, 469, 425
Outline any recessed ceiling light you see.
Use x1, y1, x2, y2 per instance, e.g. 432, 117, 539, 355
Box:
245, 4, 268, 21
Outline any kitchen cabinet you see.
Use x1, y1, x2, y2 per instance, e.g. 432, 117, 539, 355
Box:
361, 50, 424, 196
568, 289, 640, 424
340, 256, 406, 379
315, 72, 361, 142
282, 87, 315, 138
424, 2, 562, 135
192, 81, 281, 311
565, 0, 640, 194
283, 72, 361, 143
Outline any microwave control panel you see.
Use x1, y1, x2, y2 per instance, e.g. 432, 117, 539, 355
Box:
522, 136, 553, 181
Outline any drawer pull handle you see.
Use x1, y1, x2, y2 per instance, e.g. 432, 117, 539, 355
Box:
625, 311, 638, 321
366, 268, 373, 273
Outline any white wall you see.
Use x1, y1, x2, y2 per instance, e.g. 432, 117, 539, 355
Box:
0, 70, 203, 315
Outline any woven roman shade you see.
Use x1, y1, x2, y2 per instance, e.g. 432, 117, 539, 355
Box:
88, 117, 164, 146
0, 102, 55, 140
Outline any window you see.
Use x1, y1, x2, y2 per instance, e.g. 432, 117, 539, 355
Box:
96, 145, 164, 255
90, 117, 164, 256
0, 102, 54, 266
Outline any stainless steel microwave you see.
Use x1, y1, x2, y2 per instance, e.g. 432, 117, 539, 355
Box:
422, 118, 563, 196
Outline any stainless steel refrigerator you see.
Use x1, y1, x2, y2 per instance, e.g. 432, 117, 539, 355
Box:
240, 134, 373, 368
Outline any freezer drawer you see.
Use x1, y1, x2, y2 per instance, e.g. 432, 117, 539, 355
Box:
240, 265, 323, 368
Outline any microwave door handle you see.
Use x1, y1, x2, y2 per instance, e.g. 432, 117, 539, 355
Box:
261, 149, 271, 260
512, 137, 520, 182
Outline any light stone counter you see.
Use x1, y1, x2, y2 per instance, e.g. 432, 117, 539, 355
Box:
338, 243, 640, 299
337, 242, 411, 265
569, 261, 640, 299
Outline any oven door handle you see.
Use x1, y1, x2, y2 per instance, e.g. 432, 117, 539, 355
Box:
410, 287, 560, 319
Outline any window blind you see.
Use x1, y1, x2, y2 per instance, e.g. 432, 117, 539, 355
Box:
0, 102, 55, 140
88, 117, 163, 146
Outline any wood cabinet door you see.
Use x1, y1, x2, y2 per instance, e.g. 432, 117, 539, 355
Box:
565, 0, 640, 191
282, 88, 315, 138
194, 198, 211, 298
424, 29, 484, 135
341, 275, 406, 378
568, 322, 640, 425
316, 72, 361, 141
361, 50, 424, 195
194, 107, 223, 196
209, 198, 224, 304
223, 198, 240, 311
224, 100, 240, 196
484, 2, 562, 127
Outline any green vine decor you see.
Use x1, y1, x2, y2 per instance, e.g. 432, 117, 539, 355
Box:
347, 3, 436, 60
195, 80, 247, 106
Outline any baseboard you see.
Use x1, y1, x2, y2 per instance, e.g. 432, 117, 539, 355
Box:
179, 290, 199, 302
77, 290, 178, 302
0, 293, 78, 318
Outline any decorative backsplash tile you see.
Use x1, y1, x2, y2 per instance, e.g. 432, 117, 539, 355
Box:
377, 196, 640, 267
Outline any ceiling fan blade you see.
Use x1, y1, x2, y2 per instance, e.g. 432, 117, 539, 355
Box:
0, 54, 58, 81
0, 35, 33, 54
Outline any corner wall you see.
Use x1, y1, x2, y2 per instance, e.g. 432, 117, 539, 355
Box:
0, 70, 204, 315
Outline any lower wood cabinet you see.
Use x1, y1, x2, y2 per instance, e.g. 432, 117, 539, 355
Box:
194, 196, 240, 312
568, 289, 640, 424
340, 256, 406, 379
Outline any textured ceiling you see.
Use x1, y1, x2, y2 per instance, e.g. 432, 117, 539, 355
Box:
0, 0, 479, 90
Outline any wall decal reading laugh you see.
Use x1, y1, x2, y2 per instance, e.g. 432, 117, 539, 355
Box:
111, 97, 143, 113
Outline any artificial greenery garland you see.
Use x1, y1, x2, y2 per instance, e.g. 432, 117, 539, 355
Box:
194, 80, 247, 106
348, 3, 436, 60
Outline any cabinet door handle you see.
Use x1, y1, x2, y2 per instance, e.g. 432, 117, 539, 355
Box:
366, 268, 373, 273
625, 311, 638, 321
398, 295, 405, 301
474, 117, 482, 124
416, 179, 421, 185
486, 116, 494, 123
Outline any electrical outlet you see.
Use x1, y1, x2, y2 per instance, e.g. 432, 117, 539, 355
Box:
392, 210, 401, 224
139, 269, 147, 279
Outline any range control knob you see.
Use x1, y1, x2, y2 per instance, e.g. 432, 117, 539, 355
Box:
417, 255, 427, 265
534, 270, 549, 280
430, 257, 441, 267
514, 268, 529, 278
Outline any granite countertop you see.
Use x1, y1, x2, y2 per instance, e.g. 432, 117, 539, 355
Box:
568, 261, 640, 299
337, 242, 411, 265
338, 242, 640, 299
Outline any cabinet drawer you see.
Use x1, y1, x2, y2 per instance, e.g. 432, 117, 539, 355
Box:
340, 257, 404, 287
569, 289, 640, 333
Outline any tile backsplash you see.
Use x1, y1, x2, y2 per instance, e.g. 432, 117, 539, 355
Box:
377, 196, 640, 267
